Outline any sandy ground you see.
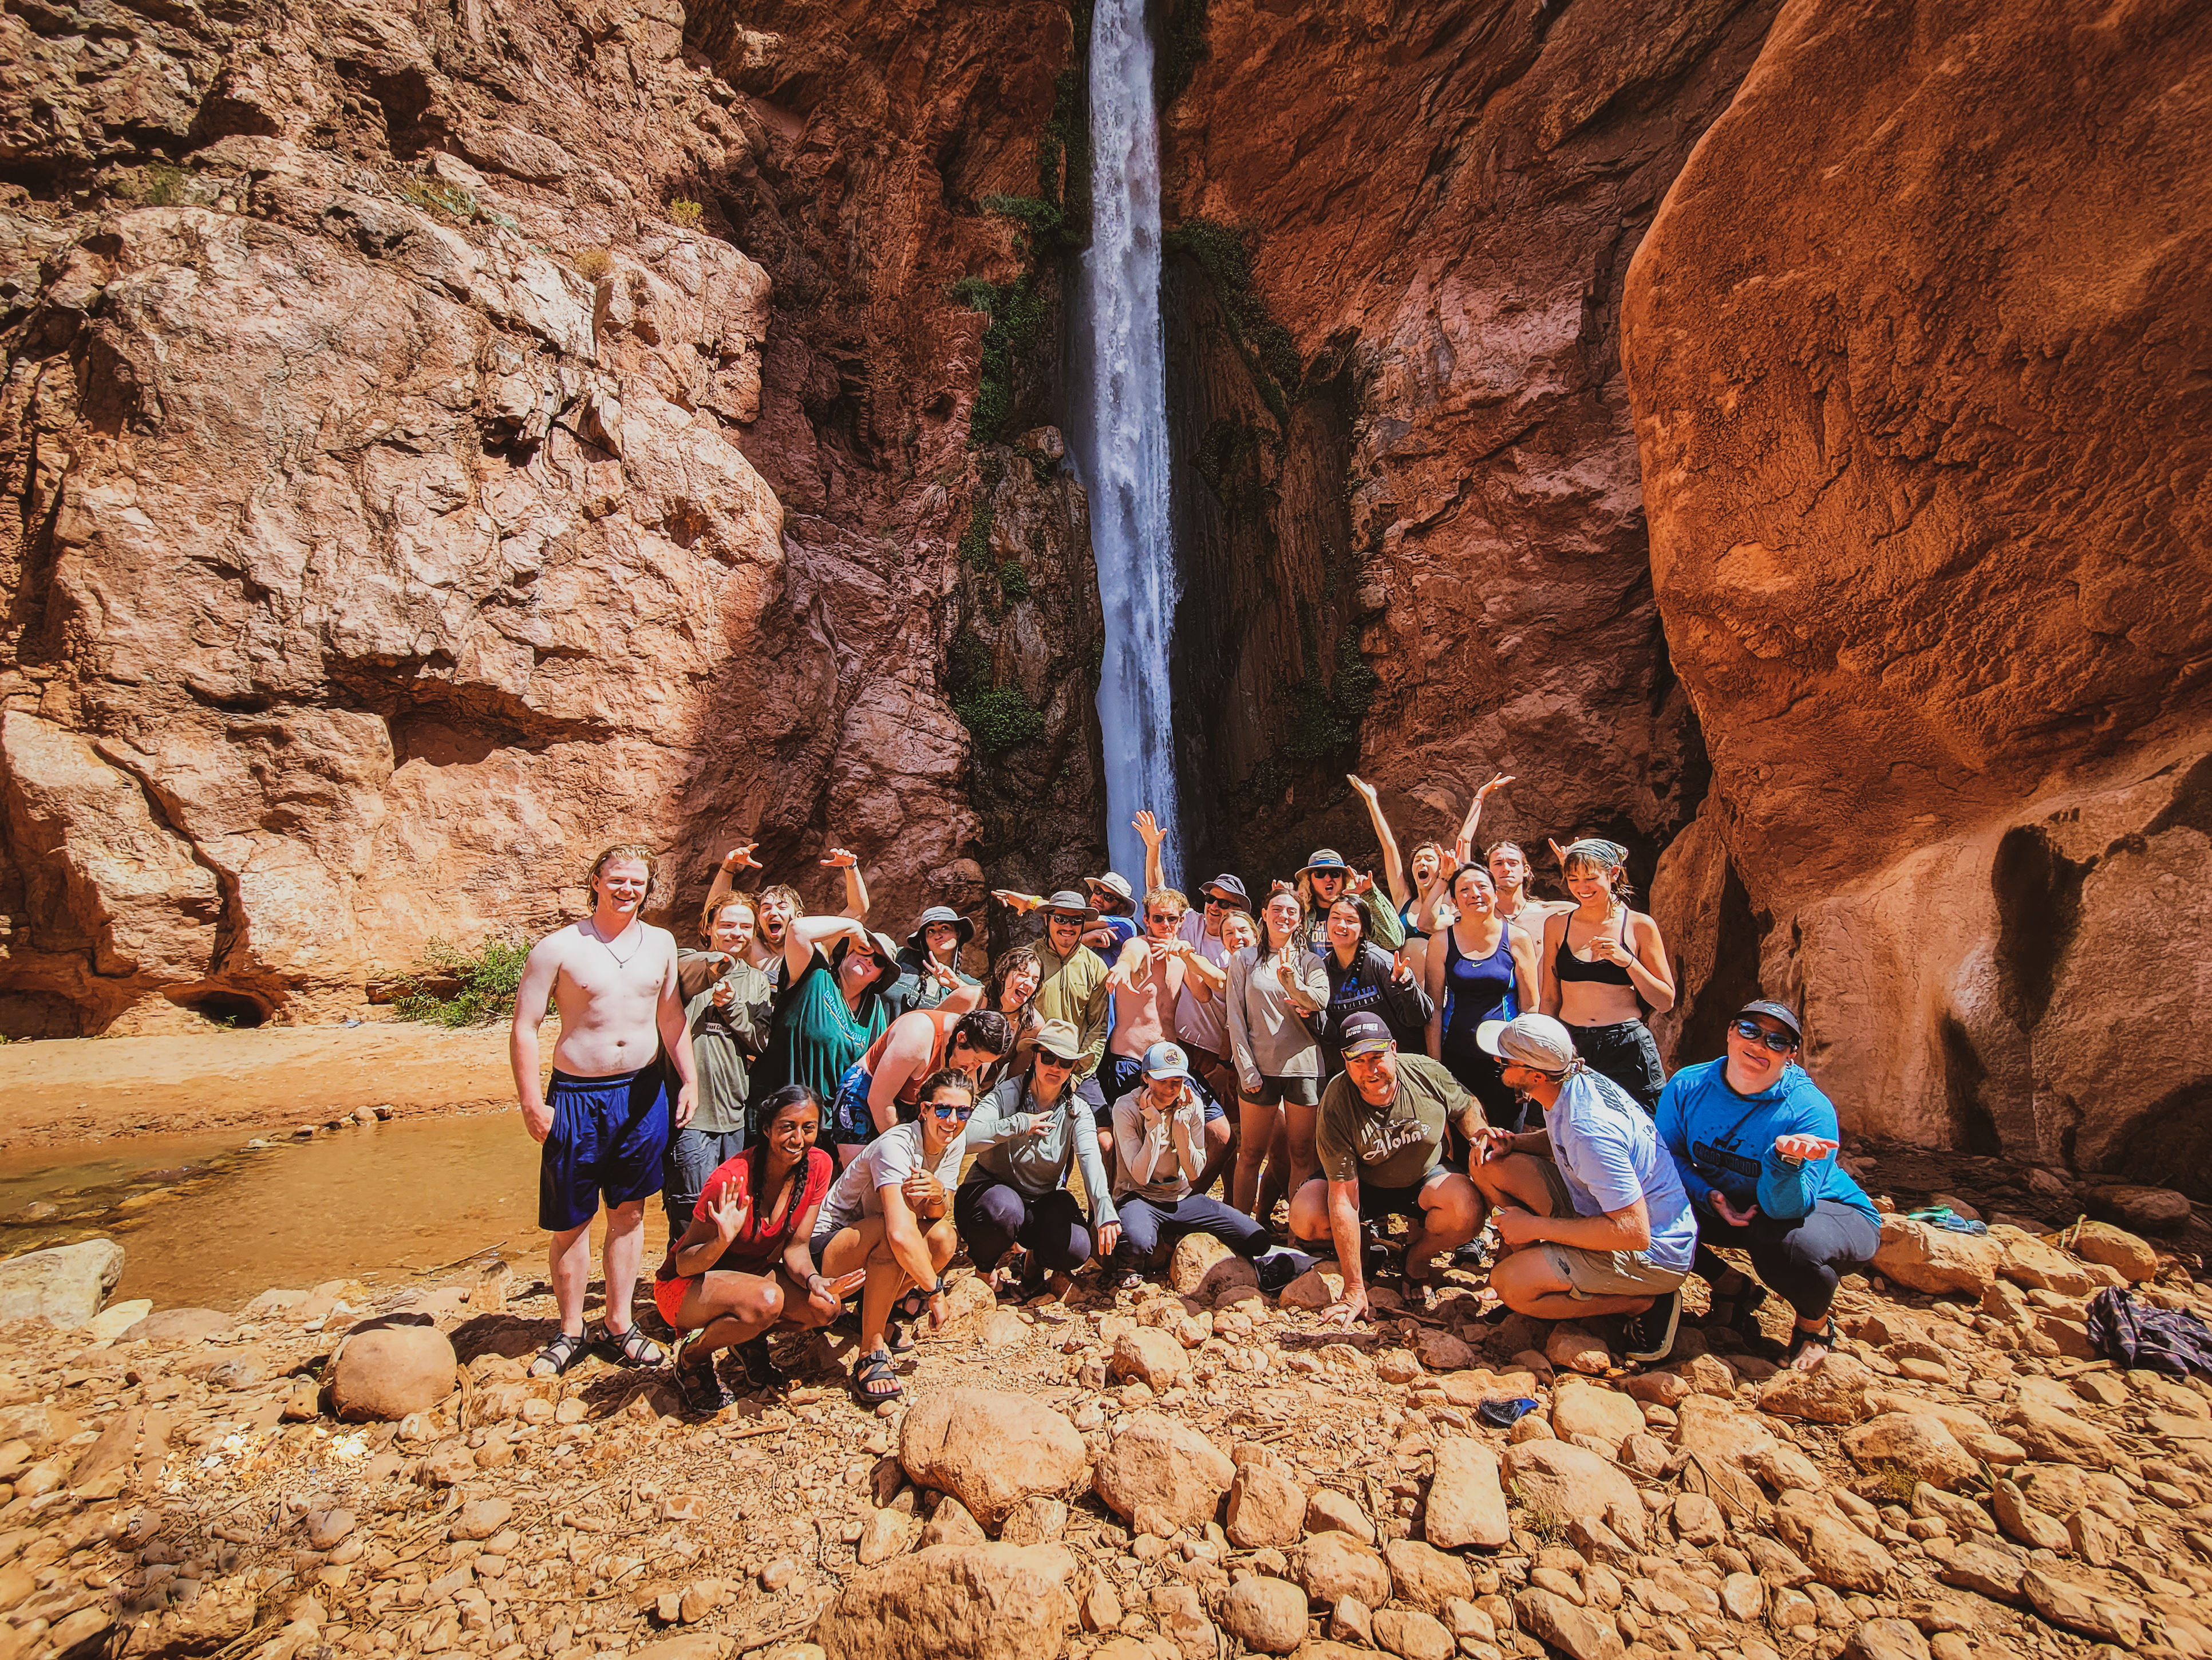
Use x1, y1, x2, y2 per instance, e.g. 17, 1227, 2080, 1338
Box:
0, 1022, 518, 1150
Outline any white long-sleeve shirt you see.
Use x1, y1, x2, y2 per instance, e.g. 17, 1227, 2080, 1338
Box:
1110, 1083, 1209, 1202
1226, 943, 1329, 1088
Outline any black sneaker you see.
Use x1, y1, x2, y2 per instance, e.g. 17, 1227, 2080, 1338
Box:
1452, 1237, 1493, 1272
1620, 1291, 1681, 1365
1253, 1252, 1300, 1294
672, 1344, 737, 1413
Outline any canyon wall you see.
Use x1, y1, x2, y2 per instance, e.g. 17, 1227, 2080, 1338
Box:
1625, 0, 2212, 1189
1159, 0, 1779, 885
0, 0, 1093, 1032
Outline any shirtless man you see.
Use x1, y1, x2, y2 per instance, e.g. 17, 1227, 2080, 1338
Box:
702, 839, 871, 985
512, 845, 698, 1378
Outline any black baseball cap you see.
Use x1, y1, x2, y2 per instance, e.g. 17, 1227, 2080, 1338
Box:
1340, 1012, 1396, 1058
1736, 1000, 1803, 1040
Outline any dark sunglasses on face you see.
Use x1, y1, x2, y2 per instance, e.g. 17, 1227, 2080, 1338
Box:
930, 1101, 976, 1120
1731, 1019, 1798, 1054
1202, 896, 1228, 909
1034, 1052, 1076, 1069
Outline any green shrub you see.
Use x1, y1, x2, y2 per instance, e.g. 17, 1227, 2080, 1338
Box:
955, 686, 1046, 754
391, 936, 531, 1027
401, 176, 479, 220
999, 559, 1031, 601
572, 247, 614, 280
667, 199, 704, 227
123, 163, 189, 207
957, 452, 1006, 570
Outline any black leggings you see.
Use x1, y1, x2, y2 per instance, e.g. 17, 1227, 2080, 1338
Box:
1693, 1198, 1881, 1323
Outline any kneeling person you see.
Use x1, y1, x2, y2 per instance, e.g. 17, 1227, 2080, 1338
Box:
1288, 1013, 1486, 1325
1107, 1042, 1271, 1288
1468, 1014, 1696, 1362
654, 1086, 861, 1410
812, 1071, 971, 1401
955, 1023, 1120, 1302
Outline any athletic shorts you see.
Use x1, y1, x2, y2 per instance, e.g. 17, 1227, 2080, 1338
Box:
1244, 1074, 1320, 1109
831, 1061, 902, 1146
1357, 1169, 1450, 1224
539, 1066, 670, 1231
1565, 1019, 1666, 1111
1522, 1151, 1684, 1298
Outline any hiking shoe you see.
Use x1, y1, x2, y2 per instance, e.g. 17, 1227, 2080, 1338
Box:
1452, 1237, 1493, 1272
672, 1345, 736, 1413
1620, 1291, 1681, 1365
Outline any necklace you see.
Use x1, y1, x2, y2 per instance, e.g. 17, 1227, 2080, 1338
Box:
592, 919, 642, 967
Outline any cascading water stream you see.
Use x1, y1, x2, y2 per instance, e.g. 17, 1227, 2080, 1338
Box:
1072, 0, 1180, 887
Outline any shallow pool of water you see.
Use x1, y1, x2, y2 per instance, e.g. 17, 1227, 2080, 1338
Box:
0, 1113, 669, 1311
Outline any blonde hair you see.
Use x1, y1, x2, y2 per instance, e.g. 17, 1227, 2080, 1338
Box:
1143, 886, 1188, 920
700, 890, 755, 943
588, 843, 658, 896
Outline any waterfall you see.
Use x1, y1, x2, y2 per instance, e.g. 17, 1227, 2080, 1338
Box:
1072, 0, 1180, 889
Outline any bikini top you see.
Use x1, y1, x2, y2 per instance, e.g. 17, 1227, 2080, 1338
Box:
1553, 913, 1636, 986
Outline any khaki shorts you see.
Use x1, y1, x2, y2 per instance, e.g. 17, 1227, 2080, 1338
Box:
1527, 1154, 1686, 1299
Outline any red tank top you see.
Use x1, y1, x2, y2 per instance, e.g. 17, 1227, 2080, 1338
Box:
858, 1008, 962, 1105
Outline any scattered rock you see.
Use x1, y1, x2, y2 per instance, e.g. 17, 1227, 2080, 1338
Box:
813, 1543, 1077, 1660
2081, 1182, 2193, 1233
2067, 1219, 2158, 1281
1871, 1217, 2000, 1295
84, 1298, 153, 1341
1299, 1531, 1392, 1607
328, 1326, 457, 1422
1217, 1575, 1306, 1654
1758, 1352, 1873, 1422
1170, 1234, 1258, 1301
898, 1388, 1089, 1530
1094, 1411, 1233, 1537
1844, 1413, 1979, 1490
1502, 1440, 1646, 1548
1278, 1266, 1343, 1310
1383, 1538, 1473, 1612
303, 1508, 355, 1550
1551, 1378, 1642, 1446
1424, 1436, 1510, 1549
2021, 1566, 2143, 1646
1373, 1606, 1456, 1660
1111, 1327, 1190, 1389
1515, 1586, 1625, 1660
451, 1496, 511, 1541
1937, 1540, 2027, 1603
1545, 1322, 1612, 1374
1774, 1494, 1895, 1593
0, 1239, 125, 1327
2005, 1395, 2120, 1469
919, 1496, 988, 1548
1304, 1486, 1376, 1544
1847, 1616, 1931, 1660
856, 1507, 912, 1566
1226, 1462, 1306, 1549
997, 1495, 1067, 1546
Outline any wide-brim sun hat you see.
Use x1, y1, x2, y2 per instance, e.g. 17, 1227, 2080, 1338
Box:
1042, 889, 1098, 921
1299, 849, 1350, 877
906, 905, 976, 952
1033, 1019, 1085, 1062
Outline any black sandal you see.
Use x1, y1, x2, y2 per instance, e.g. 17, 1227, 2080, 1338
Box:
892, 1285, 933, 1324
851, 1347, 902, 1402
884, 1320, 915, 1355
529, 1330, 588, 1378
735, 1336, 785, 1392
597, 1323, 666, 1369
1705, 1276, 1769, 1342
1783, 1317, 1839, 1370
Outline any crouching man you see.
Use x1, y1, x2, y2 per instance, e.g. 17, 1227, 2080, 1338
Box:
1287, 1012, 1486, 1325
1467, 1014, 1697, 1363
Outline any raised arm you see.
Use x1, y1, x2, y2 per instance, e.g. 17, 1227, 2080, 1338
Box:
1347, 775, 1409, 910
1451, 772, 1515, 866
786, 912, 865, 986
702, 839, 761, 921
508, 939, 563, 1142
823, 846, 869, 921
1136, 810, 1166, 897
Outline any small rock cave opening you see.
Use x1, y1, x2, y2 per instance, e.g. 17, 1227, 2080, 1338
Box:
173, 991, 271, 1030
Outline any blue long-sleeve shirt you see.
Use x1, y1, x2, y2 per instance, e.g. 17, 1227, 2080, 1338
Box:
1653, 1058, 1875, 1224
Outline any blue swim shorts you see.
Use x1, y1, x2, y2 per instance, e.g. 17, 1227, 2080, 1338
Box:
539, 1066, 670, 1231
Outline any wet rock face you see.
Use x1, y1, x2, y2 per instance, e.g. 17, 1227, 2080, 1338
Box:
0, 0, 1077, 1032
1626, 0, 2212, 1188
1160, 0, 1781, 869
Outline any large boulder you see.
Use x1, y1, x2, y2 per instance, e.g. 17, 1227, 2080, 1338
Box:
814, 1543, 1076, 1660
2083, 1185, 2193, 1234
1870, 1219, 2001, 1297
1168, 1235, 1257, 1301
1759, 1353, 1873, 1424
2067, 1220, 2157, 1282
1844, 1414, 1979, 1491
1991, 1227, 2094, 1296
1298, 1532, 1391, 1608
1424, 1437, 1510, 1549
1225, 1462, 1306, 1550
899, 1390, 1089, 1532
1501, 1439, 1646, 1549
1093, 1413, 1233, 1537
0, 1240, 125, 1327
120, 1308, 231, 1344
328, 1326, 458, 1422
1551, 1379, 1643, 1449
1216, 1576, 1306, 1655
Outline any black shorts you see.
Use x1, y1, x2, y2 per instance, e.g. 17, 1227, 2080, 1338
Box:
1566, 1019, 1665, 1111
1358, 1172, 1443, 1224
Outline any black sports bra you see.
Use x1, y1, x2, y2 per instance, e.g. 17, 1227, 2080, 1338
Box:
1554, 916, 1635, 986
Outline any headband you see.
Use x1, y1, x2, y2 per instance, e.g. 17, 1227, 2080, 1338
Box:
1565, 838, 1630, 868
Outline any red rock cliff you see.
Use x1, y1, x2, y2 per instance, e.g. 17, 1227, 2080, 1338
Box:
1624, 0, 2212, 1189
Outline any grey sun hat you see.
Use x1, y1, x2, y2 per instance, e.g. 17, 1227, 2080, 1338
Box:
1042, 890, 1098, 921
1201, 873, 1251, 909
907, 905, 976, 952
1033, 1020, 1085, 1062
1300, 849, 1351, 877
1475, 1013, 1578, 1074
1086, 872, 1135, 912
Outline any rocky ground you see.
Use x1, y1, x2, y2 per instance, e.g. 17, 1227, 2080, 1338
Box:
0, 1148, 2203, 1660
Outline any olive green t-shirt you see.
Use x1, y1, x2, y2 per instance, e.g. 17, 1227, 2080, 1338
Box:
1316, 1054, 1474, 1189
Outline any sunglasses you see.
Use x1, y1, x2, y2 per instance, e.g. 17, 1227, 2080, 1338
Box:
1034, 1050, 1077, 1067
1147, 912, 1180, 925
1202, 896, 1229, 909
1046, 912, 1086, 924
1731, 1019, 1798, 1054
929, 1101, 977, 1121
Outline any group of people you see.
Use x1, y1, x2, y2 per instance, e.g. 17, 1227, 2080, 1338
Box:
508, 777, 1877, 1407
